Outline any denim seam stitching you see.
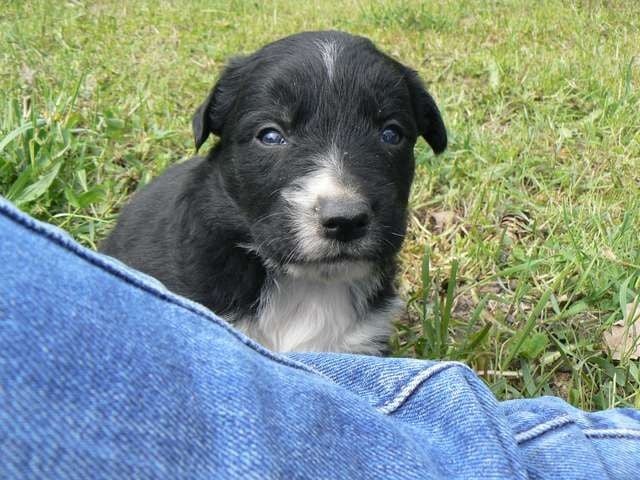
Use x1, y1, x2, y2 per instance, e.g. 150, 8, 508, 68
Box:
515, 418, 640, 443
514, 415, 574, 444
376, 361, 468, 414
462, 369, 526, 479
378, 362, 523, 478
583, 428, 640, 439
0, 200, 329, 380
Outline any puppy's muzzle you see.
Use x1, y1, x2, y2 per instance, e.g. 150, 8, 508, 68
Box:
317, 196, 371, 242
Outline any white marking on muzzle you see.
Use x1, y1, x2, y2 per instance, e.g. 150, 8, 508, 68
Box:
281, 147, 363, 261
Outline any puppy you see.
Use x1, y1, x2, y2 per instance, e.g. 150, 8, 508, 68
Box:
101, 31, 446, 354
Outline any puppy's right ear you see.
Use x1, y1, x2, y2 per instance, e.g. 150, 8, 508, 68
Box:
192, 56, 249, 151
404, 69, 447, 155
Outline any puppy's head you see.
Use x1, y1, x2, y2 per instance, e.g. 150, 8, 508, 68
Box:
193, 31, 446, 281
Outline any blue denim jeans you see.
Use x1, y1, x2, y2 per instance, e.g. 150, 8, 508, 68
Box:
1, 196, 639, 479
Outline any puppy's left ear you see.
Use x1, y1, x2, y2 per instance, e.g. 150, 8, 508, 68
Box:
192, 56, 249, 151
192, 89, 217, 152
405, 70, 447, 154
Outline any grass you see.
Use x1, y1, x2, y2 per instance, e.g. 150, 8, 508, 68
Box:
1, 0, 639, 410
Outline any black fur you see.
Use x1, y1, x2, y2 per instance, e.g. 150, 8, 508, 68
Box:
101, 31, 446, 342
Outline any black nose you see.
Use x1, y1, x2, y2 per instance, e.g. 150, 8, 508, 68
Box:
317, 197, 371, 242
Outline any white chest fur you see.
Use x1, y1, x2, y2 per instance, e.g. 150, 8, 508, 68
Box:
233, 275, 399, 354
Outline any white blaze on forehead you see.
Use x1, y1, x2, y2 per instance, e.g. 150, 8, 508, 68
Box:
316, 40, 341, 81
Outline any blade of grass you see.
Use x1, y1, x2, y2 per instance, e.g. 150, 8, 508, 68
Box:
502, 289, 553, 369
440, 259, 458, 356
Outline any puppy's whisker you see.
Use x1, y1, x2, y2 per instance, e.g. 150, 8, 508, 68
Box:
380, 238, 396, 249
379, 224, 405, 238
254, 211, 286, 224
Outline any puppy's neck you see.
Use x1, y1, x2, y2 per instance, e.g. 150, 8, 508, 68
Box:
283, 260, 374, 283
232, 265, 396, 354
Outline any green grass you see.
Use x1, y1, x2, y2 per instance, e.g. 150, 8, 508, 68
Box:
1, 0, 639, 410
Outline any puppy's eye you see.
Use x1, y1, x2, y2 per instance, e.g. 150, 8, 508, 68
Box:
380, 126, 402, 145
257, 128, 287, 146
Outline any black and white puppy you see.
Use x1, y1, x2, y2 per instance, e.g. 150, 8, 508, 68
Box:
101, 31, 446, 354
